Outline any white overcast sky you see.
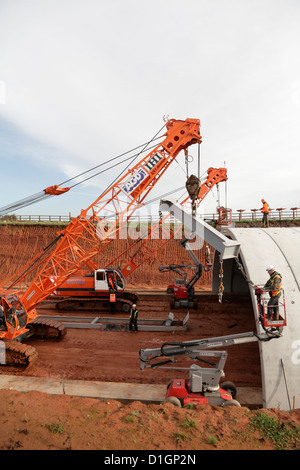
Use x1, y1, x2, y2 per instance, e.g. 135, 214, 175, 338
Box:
0, 0, 300, 217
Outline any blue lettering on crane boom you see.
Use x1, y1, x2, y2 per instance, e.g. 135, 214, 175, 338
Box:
121, 152, 164, 196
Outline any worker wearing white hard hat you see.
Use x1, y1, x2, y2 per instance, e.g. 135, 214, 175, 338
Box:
129, 303, 138, 332
264, 266, 282, 320
266, 265, 275, 272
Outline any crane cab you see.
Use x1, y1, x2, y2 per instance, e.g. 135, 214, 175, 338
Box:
94, 268, 125, 292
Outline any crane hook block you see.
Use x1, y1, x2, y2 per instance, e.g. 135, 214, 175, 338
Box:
186, 174, 201, 213
186, 175, 201, 200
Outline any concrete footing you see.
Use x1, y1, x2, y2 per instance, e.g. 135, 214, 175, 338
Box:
0, 374, 262, 407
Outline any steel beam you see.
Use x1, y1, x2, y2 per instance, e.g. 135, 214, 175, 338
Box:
159, 198, 240, 260
37, 312, 189, 332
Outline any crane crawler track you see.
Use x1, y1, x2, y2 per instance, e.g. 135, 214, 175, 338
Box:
3, 341, 38, 367
55, 297, 134, 313
30, 317, 67, 339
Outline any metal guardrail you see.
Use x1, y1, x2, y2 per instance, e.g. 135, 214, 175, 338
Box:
208, 208, 300, 222
0, 208, 299, 224
0, 214, 72, 223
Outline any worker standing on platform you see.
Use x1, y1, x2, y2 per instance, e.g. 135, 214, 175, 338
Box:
129, 304, 138, 332
261, 199, 270, 227
264, 266, 282, 320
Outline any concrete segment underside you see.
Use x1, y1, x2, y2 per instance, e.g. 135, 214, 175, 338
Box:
213, 227, 300, 411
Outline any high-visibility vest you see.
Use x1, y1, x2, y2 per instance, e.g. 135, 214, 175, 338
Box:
262, 202, 269, 213
110, 292, 116, 302
130, 308, 138, 319
270, 272, 282, 297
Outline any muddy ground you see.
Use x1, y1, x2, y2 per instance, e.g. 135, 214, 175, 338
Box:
1, 292, 260, 387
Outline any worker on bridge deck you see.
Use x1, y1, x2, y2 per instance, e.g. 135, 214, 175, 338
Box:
261, 199, 270, 228
264, 265, 282, 320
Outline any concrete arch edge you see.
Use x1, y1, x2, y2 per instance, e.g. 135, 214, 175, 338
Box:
212, 227, 300, 411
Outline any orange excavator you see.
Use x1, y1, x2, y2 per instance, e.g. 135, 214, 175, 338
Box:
0, 118, 204, 365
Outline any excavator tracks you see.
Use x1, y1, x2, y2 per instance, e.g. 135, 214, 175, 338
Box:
1, 319, 66, 368
3, 341, 38, 367
55, 297, 134, 313
30, 317, 67, 339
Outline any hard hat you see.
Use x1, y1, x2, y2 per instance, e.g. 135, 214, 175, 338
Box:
266, 265, 275, 271
132, 304, 136, 308
261, 199, 265, 202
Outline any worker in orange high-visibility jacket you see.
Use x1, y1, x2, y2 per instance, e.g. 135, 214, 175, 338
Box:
107, 273, 117, 314
261, 199, 270, 227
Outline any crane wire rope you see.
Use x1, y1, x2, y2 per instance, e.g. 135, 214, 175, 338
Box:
0, 134, 163, 216
85, 123, 167, 201
60, 134, 164, 189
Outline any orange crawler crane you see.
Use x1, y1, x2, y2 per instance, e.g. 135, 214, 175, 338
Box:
0, 118, 202, 365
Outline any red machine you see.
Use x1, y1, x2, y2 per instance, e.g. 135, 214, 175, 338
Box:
165, 379, 236, 407
139, 325, 284, 408
165, 378, 235, 407
160, 237, 206, 308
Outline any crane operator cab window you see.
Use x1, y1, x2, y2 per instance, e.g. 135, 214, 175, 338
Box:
114, 270, 125, 289
0, 302, 6, 331
0, 297, 15, 331
0, 295, 27, 331
8, 294, 27, 329
95, 269, 125, 291
94, 270, 107, 291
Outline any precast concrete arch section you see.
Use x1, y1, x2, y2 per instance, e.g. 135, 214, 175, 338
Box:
213, 227, 300, 411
